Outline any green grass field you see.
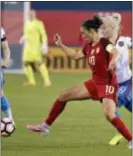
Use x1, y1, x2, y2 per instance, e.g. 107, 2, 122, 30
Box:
2, 73, 132, 156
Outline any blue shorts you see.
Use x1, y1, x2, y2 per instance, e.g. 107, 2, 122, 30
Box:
0, 69, 4, 89
117, 78, 132, 112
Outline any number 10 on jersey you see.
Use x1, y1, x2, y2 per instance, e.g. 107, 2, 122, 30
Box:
89, 56, 95, 65
106, 85, 115, 94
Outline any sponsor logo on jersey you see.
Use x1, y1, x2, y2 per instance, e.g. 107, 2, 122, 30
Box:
96, 47, 100, 54
118, 41, 124, 47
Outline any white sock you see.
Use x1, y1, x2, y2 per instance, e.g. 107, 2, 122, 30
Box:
42, 122, 49, 129
5, 108, 15, 126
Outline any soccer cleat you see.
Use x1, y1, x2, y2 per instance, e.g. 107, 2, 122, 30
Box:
109, 134, 124, 146
22, 82, 36, 87
128, 141, 132, 149
26, 124, 49, 136
44, 82, 52, 88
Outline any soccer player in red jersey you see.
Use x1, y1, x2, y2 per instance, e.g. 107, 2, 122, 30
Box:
27, 16, 132, 147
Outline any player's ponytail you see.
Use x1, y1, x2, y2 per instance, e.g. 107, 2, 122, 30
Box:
82, 15, 103, 32
93, 15, 103, 28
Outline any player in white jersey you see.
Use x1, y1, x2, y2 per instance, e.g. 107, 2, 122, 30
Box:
100, 14, 132, 147
1, 27, 15, 126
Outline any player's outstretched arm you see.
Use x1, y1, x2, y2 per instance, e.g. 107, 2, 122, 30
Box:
1, 40, 10, 67
54, 34, 84, 60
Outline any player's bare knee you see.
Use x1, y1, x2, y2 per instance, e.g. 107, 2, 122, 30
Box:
104, 109, 114, 121
58, 90, 70, 101
103, 98, 116, 121
58, 92, 66, 101
103, 104, 116, 121
103, 107, 110, 120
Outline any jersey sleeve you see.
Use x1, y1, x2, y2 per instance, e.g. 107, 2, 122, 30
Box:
39, 21, 48, 43
1, 28, 7, 42
100, 38, 114, 53
125, 37, 132, 48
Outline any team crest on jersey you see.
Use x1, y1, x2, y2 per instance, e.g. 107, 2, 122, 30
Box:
118, 41, 124, 47
96, 47, 100, 54
91, 49, 95, 55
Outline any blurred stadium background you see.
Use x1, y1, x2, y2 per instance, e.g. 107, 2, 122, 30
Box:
1, 2, 132, 156
1, 1, 132, 73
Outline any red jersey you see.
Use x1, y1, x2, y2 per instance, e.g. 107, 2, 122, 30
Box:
83, 38, 117, 85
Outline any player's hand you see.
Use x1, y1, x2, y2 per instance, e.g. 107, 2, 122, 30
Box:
2, 60, 10, 68
54, 34, 62, 46
19, 38, 23, 44
1, 59, 12, 68
108, 61, 116, 71
41, 44, 48, 54
19, 36, 26, 44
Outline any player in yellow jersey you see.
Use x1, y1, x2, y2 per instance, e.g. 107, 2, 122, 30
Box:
20, 10, 51, 87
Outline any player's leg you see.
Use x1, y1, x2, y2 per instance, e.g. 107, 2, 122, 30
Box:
44, 83, 91, 125
109, 99, 132, 146
102, 98, 132, 147
124, 83, 132, 112
117, 80, 132, 113
125, 99, 132, 112
109, 85, 125, 146
27, 83, 90, 133
109, 82, 132, 145
109, 111, 124, 146
38, 56, 51, 87
125, 90, 133, 148
22, 50, 36, 86
0, 75, 15, 126
23, 61, 36, 86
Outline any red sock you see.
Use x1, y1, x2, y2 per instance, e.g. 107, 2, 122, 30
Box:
111, 117, 132, 141
45, 99, 66, 125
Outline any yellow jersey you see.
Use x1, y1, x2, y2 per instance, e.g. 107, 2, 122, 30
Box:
23, 19, 48, 61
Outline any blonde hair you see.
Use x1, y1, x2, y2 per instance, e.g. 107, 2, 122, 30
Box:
102, 14, 121, 33
98, 12, 122, 31
112, 13, 121, 24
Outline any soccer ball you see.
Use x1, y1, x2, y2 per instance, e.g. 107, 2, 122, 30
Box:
1, 118, 15, 137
